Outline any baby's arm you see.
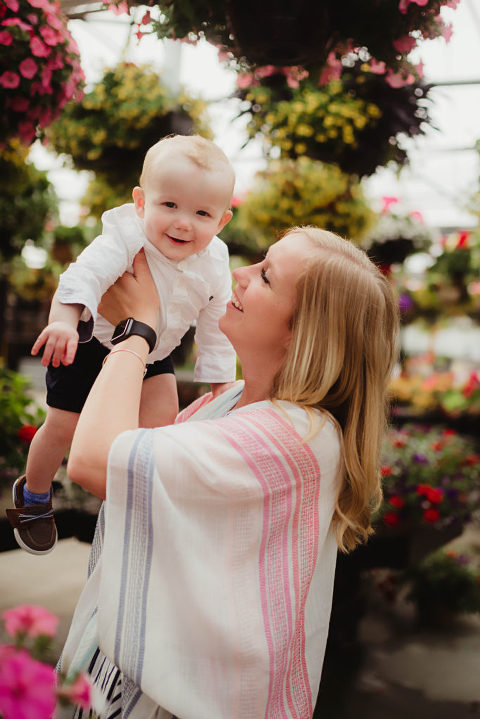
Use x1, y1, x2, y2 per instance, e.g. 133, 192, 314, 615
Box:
31, 291, 83, 367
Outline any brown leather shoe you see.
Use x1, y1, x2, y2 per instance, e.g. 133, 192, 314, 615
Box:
6, 475, 57, 555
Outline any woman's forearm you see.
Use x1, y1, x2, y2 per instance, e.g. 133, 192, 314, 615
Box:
67, 335, 149, 498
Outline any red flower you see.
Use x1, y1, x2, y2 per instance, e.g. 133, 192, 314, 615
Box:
423, 508, 440, 523
393, 439, 406, 448
381, 465, 393, 476
426, 487, 443, 504
17, 425, 38, 443
383, 511, 400, 527
416, 484, 430, 496
390, 496, 405, 509
431, 441, 444, 451
0, 71, 20, 88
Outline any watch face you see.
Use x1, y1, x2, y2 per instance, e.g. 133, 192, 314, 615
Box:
112, 318, 132, 342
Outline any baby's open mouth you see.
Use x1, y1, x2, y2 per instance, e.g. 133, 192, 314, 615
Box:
167, 234, 188, 244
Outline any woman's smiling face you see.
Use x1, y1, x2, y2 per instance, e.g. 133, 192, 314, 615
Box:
220, 231, 315, 365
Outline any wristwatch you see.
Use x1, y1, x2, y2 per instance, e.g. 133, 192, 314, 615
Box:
111, 318, 157, 353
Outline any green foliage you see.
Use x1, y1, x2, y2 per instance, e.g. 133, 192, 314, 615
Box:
45, 62, 213, 218
223, 157, 374, 256
403, 550, 480, 615
0, 367, 45, 489
0, 140, 57, 260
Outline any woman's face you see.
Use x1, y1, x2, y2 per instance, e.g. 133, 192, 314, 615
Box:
220, 231, 314, 365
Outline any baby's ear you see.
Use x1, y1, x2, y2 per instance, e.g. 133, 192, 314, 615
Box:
132, 186, 145, 217
217, 209, 233, 232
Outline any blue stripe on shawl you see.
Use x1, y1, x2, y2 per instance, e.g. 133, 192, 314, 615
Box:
114, 428, 155, 689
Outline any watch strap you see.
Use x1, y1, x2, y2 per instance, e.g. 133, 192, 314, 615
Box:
111, 318, 157, 353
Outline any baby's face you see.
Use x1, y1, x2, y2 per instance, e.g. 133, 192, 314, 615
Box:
133, 156, 232, 262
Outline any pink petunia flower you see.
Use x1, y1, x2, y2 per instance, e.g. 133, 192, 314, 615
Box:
398, 0, 428, 13
319, 51, 343, 85
45, 12, 64, 30
3, 0, 19, 11
2, 17, 31, 30
441, 23, 453, 42
19, 58, 38, 79
39, 24, 59, 45
0, 71, 20, 88
369, 58, 386, 74
26, 13, 38, 24
30, 35, 51, 57
3, 605, 58, 639
27, 0, 54, 10
47, 53, 64, 70
385, 69, 415, 88
10, 96, 30, 111
393, 35, 417, 53
0, 648, 56, 719
0, 30, 12, 45
58, 674, 92, 710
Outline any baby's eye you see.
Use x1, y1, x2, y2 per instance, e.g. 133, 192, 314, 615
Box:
196, 210, 210, 217
261, 267, 270, 285
164, 201, 176, 208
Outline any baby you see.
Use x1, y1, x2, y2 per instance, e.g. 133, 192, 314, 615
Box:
7, 134, 237, 555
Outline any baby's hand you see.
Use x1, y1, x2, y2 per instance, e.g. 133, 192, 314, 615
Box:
31, 321, 79, 368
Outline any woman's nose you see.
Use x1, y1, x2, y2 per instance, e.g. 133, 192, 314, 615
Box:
232, 264, 248, 286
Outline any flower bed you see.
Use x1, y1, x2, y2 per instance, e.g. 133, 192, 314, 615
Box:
377, 423, 480, 530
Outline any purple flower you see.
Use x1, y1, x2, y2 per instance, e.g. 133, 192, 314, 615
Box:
399, 293, 414, 313
413, 453, 429, 464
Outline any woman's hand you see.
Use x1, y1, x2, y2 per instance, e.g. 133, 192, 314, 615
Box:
98, 249, 159, 330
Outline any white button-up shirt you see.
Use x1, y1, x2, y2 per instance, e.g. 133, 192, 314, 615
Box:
57, 204, 237, 383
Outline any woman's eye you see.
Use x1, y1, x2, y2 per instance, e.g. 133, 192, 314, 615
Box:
261, 267, 270, 285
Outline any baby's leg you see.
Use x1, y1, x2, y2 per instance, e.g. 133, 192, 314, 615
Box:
25, 406, 79, 493
139, 373, 179, 427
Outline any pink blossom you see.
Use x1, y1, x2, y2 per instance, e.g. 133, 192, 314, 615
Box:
382, 196, 399, 212
58, 674, 92, 710
445, 0, 461, 6
2, 17, 31, 30
107, 0, 129, 14
45, 12, 64, 30
319, 51, 343, 85
385, 69, 415, 88
283, 65, 309, 88
0, 71, 20, 88
27, 0, 54, 9
3, 0, 19, 11
398, 0, 428, 13
19, 57, 38, 79
368, 58, 386, 74
47, 53, 64, 70
30, 35, 51, 57
26, 13, 38, 24
441, 22, 453, 42
39, 24, 60, 45
409, 210, 424, 223
3, 605, 58, 639
10, 96, 29, 111
0, 30, 12, 45
236, 72, 255, 89
0, 648, 56, 719
393, 35, 417, 53
38, 106, 52, 125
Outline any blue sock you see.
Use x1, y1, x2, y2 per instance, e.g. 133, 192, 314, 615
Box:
23, 487, 50, 506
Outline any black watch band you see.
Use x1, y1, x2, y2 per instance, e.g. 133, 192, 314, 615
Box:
111, 317, 157, 353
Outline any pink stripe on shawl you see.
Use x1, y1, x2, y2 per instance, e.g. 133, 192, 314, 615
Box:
216, 408, 321, 719
175, 392, 213, 423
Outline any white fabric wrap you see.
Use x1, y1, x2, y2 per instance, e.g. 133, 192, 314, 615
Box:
56, 203, 237, 383
60, 392, 341, 719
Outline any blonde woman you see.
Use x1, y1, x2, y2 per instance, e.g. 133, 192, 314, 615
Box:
59, 227, 399, 718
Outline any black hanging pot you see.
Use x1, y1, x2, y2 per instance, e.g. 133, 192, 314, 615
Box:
226, 0, 332, 66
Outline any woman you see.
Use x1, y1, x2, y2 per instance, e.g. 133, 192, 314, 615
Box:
60, 227, 399, 719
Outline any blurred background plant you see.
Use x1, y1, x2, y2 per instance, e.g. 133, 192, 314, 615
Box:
221, 157, 375, 258
376, 423, 480, 531
0, 367, 45, 493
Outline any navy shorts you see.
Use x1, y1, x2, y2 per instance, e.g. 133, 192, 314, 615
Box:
45, 336, 174, 414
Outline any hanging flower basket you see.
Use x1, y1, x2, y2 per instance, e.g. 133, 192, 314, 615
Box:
116, 0, 460, 90
236, 62, 432, 177
0, 0, 85, 147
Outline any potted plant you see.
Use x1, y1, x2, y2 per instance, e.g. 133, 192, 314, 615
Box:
401, 549, 480, 627
236, 63, 433, 177
0, 0, 84, 147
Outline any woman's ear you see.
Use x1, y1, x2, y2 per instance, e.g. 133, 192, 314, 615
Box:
132, 186, 145, 217
217, 209, 233, 233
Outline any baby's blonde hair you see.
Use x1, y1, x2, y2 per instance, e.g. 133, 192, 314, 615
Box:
272, 227, 400, 553
140, 134, 235, 200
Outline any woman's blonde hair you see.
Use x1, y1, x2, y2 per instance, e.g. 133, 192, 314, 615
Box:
272, 226, 400, 553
